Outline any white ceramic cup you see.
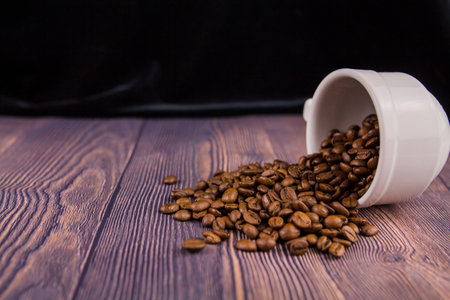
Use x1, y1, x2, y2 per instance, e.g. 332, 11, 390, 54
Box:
303, 68, 450, 207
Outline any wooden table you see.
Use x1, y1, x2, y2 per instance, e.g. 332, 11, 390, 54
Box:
0, 115, 448, 300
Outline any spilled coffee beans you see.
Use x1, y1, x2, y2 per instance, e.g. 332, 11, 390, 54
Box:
161, 114, 380, 258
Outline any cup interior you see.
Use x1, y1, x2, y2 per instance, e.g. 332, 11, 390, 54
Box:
308, 76, 377, 152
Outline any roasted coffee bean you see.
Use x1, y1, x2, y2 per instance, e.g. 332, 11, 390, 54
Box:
174, 210, 191, 221
350, 159, 366, 167
287, 237, 309, 256
300, 196, 317, 207
202, 213, 215, 227
171, 189, 188, 200
235, 239, 257, 251
305, 233, 318, 246
304, 222, 323, 233
243, 210, 262, 225
208, 207, 222, 217
191, 200, 211, 212
183, 188, 195, 196
347, 222, 360, 235
212, 228, 230, 240
281, 177, 295, 187
160, 203, 180, 214
353, 167, 371, 176
319, 201, 336, 214
352, 138, 365, 149
316, 171, 334, 183
203, 231, 221, 244
288, 165, 303, 178
361, 224, 379, 236
259, 210, 271, 220
330, 201, 350, 217
225, 203, 239, 211
317, 236, 332, 252
367, 156, 379, 169
257, 185, 269, 194
306, 212, 320, 223
291, 211, 312, 229
268, 201, 281, 216
315, 190, 332, 202
280, 187, 297, 201
279, 223, 301, 241
342, 197, 358, 209
333, 237, 352, 248
256, 237, 277, 251
242, 224, 259, 239
348, 217, 369, 226
268, 216, 285, 229
183, 239, 205, 252
319, 228, 339, 238
222, 188, 238, 203
341, 225, 357, 242
228, 210, 242, 223
318, 183, 335, 193
176, 197, 192, 209
222, 216, 235, 229
311, 204, 329, 218
323, 215, 345, 229
292, 200, 310, 212
365, 137, 379, 148
192, 210, 207, 220
195, 180, 209, 190
164, 175, 178, 185
328, 242, 345, 257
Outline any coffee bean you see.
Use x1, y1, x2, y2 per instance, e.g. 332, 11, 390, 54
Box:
222, 188, 238, 203
268, 216, 284, 229
160, 203, 180, 214
235, 239, 257, 251
347, 222, 360, 235
267, 201, 281, 216
280, 187, 297, 201
342, 197, 358, 209
353, 167, 371, 176
278, 208, 294, 218
291, 200, 310, 212
279, 223, 301, 241
367, 156, 379, 169
306, 212, 320, 223
329, 201, 350, 217
195, 180, 208, 190
341, 225, 358, 242
183, 239, 205, 252
203, 231, 221, 244
256, 237, 277, 251
328, 242, 345, 257
242, 224, 259, 239
311, 204, 329, 218
348, 217, 369, 226
333, 237, 352, 248
212, 228, 230, 240
201, 213, 215, 227
319, 228, 339, 238
361, 224, 379, 236
299, 196, 317, 207
228, 210, 242, 223
164, 175, 178, 185
191, 200, 211, 212
316, 171, 334, 183
305, 233, 318, 246
281, 177, 295, 187
243, 210, 262, 225
317, 236, 332, 252
350, 159, 366, 167
323, 215, 345, 229
291, 211, 312, 229
174, 209, 191, 221
365, 137, 379, 148
192, 210, 207, 220
287, 237, 309, 256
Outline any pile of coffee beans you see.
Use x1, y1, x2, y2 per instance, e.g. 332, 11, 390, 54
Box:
160, 114, 380, 257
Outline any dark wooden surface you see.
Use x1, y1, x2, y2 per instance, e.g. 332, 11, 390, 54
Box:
0, 115, 448, 300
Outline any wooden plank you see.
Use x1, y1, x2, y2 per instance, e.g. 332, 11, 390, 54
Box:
74, 115, 450, 299
0, 117, 143, 299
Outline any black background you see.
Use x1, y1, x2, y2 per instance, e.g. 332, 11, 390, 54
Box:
1, 0, 449, 116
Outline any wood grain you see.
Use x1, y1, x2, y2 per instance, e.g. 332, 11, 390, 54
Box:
0, 117, 143, 299
72, 115, 449, 300
0, 115, 448, 300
